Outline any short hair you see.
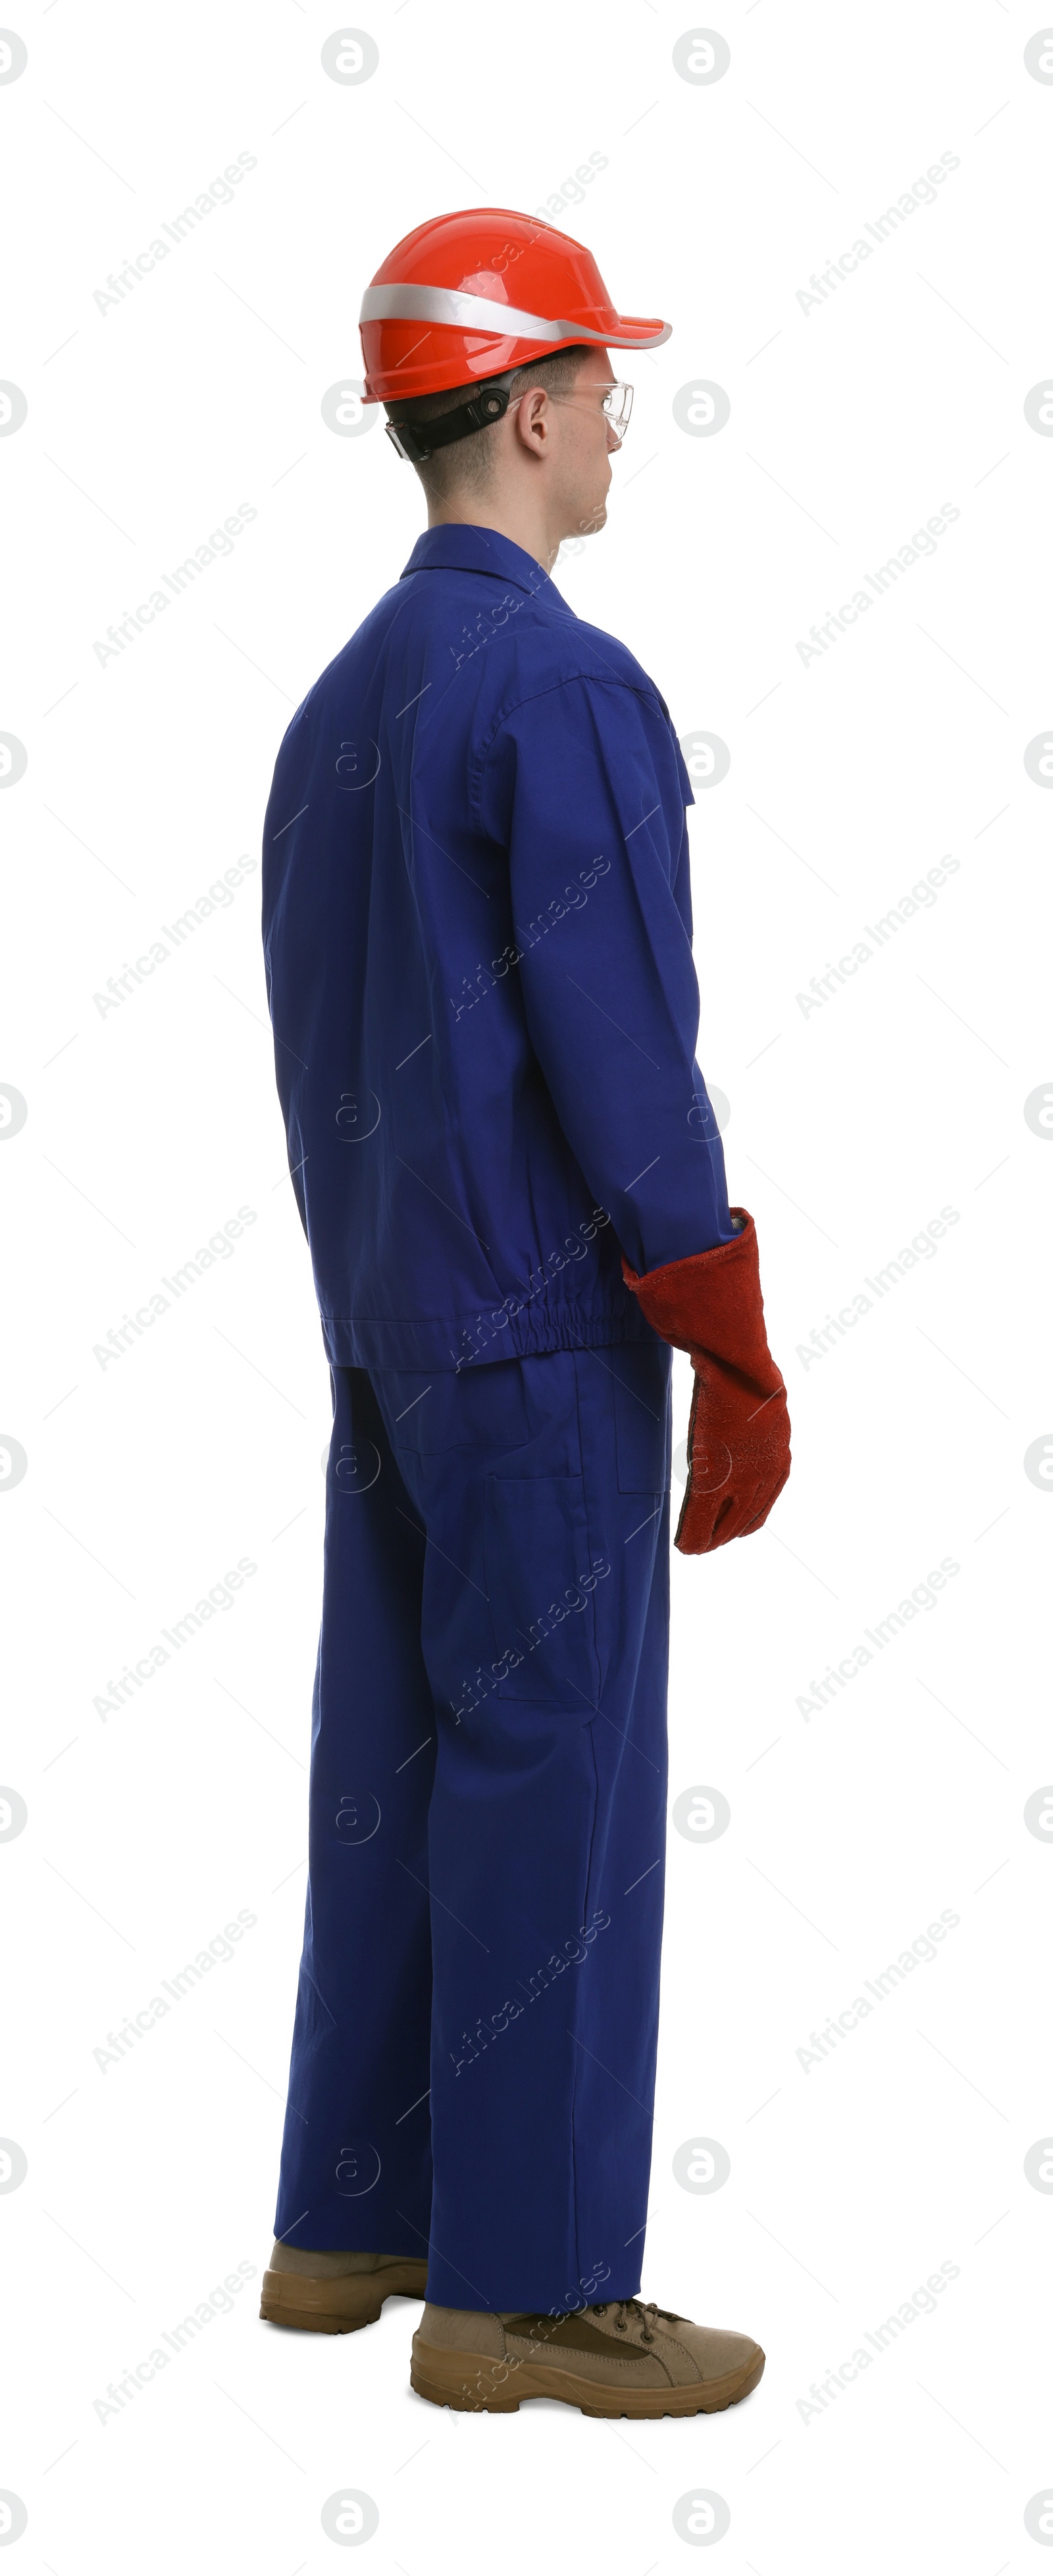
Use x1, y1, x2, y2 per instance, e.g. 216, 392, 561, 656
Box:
384, 344, 592, 501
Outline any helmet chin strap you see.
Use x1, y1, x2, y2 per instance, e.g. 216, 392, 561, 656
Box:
384, 371, 520, 465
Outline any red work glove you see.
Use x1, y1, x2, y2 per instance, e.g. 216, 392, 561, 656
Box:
622, 1209, 790, 1554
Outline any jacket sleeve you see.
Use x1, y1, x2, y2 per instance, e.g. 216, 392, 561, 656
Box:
478, 675, 735, 1275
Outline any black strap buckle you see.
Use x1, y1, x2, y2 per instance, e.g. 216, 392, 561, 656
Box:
385, 375, 517, 464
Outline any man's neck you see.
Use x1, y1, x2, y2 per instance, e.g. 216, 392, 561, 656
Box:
426, 495, 560, 575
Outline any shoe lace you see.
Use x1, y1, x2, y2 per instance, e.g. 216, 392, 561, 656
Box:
591, 2296, 677, 2346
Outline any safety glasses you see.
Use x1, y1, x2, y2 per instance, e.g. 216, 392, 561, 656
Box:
598, 380, 634, 440
547, 380, 634, 444
506, 379, 634, 445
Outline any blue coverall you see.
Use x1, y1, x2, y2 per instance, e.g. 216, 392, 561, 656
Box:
262, 525, 734, 2311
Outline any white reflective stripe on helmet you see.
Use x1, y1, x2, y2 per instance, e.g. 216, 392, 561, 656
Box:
359, 282, 669, 347
359, 283, 602, 339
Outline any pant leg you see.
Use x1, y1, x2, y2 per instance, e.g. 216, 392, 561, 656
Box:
272, 1365, 437, 2255
370, 1336, 672, 2313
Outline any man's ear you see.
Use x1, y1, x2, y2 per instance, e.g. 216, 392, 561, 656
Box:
514, 387, 551, 455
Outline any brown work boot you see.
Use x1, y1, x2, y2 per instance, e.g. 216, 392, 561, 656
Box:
410, 2295, 764, 2417
260, 2242, 428, 2334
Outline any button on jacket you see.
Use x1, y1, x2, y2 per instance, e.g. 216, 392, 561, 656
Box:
261, 525, 734, 1371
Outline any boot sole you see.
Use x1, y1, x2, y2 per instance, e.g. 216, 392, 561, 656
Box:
409, 2339, 765, 2417
259, 2267, 428, 2334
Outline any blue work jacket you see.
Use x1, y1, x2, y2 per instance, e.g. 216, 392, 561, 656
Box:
261, 524, 734, 1372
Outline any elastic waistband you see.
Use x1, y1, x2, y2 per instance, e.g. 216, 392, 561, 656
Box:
321, 1295, 656, 1373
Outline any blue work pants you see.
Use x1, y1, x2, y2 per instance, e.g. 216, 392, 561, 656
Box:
273, 1338, 672, 2313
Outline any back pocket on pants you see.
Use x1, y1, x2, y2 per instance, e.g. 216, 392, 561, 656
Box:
484, 1473, 602, 1707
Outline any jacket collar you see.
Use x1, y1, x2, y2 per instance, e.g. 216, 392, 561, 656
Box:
399, 522, 567, 603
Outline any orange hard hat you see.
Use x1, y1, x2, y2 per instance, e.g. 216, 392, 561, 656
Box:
359, 206, 671, 405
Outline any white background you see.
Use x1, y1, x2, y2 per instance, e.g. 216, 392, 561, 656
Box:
3, 2, 1050, 2568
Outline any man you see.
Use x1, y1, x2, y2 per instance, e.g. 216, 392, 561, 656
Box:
259, 207, 790, 2418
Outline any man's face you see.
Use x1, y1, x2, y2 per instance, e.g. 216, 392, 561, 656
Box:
545, 346, 622, 539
